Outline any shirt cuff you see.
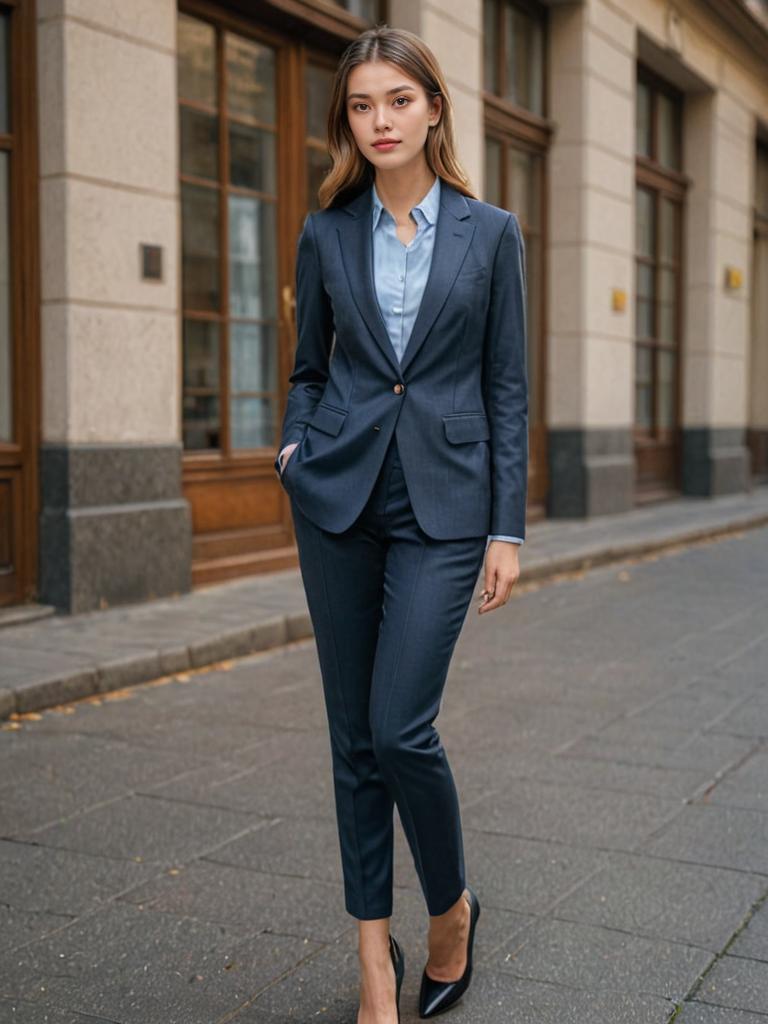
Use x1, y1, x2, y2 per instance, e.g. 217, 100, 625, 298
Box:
487, 535, 524, 545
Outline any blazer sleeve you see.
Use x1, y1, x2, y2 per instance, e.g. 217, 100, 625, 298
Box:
481, 212, 529, 539
274, 211, 335, 474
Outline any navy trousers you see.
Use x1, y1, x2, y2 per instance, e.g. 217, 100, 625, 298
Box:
289, 433, 487, 920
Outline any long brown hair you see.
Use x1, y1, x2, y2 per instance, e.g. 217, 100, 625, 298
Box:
318, 25, 478, 210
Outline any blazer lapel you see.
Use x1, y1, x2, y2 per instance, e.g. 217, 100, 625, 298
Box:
336, 180, 476, 377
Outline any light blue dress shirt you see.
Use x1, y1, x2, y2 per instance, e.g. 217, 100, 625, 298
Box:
280, 175, 523, 548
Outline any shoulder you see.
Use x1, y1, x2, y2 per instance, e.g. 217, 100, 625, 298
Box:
464, 195, 520, 237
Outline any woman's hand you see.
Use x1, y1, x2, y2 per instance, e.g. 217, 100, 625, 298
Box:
279, 442, 300, 475
478, 541, 520, 613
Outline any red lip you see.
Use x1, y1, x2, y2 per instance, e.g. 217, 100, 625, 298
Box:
373, 139, 400, 148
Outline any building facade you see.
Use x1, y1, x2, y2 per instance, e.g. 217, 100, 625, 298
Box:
1, 0, 767, 614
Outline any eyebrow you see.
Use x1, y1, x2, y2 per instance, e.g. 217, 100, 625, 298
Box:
347, 84, 417, 100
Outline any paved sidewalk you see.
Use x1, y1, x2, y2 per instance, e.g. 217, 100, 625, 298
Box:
0, 520, 767, 1022
1, 484, 767, 722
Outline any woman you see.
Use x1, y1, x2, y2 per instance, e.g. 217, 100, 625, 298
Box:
275, 24, 527, 1024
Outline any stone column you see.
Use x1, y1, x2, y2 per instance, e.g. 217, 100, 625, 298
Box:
682, 87, 754, 495
36, 0, 191, 613
546, 0, 636, 517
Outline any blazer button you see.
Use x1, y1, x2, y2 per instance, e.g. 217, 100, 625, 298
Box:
393, 383, 405, 394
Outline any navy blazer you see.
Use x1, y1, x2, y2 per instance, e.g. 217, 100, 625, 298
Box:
275, 179, 529, 541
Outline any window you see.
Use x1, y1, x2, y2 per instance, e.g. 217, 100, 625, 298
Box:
178, 12, 280, 452
483, 0, 544, 116
633, 66, 686, 494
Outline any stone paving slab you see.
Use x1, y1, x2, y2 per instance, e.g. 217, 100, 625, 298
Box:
486, 915, 712, 1000
694, 954, 768, 1015
548, 851, 767, 950
1, 485, 767, 722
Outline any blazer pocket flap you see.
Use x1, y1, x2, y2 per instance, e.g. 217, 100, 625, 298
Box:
443, 413, 490, 444
308, 402, 348, 437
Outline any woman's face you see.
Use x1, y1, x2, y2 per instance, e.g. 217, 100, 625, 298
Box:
345, 60, 441, 172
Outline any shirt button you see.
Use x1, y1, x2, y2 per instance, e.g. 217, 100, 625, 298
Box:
392, 306, 402, 314
393, 383, 405, 394
399, 274, 404, 281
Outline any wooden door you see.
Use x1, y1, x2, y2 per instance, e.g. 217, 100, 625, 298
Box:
177, 4, 344, 586
0, 0, 40, 608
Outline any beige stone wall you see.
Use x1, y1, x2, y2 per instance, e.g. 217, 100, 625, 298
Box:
547, 0, 767, 432
37, 0, 179, 444
548, 0, 636, 429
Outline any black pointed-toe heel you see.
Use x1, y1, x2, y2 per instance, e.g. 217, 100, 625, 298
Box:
418, 885, 481, 1019
389, 932, 405, 1023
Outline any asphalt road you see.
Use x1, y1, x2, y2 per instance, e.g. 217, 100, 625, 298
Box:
1, 525, 767, 1023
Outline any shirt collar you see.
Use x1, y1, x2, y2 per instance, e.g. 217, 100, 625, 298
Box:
371, 174, 441, 232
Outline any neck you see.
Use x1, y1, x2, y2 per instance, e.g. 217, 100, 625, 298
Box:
374, 163, 437, 222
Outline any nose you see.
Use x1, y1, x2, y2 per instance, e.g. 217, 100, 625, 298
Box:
373, 105, 391, 131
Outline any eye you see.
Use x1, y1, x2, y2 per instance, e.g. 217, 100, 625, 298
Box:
351, 102, 369, 112
394, 96, 410, 106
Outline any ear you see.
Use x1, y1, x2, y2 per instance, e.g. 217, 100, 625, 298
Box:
428, 92, 443, 127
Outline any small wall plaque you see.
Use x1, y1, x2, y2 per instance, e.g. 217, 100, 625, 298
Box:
724, 266, 743, 291
141, 244, 163, 281
612, 287, 627, 312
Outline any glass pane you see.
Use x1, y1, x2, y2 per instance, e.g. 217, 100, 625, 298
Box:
327, 0, 379, 17
658, 348, 676, 429
306, 63, 333, 141
757, 144, 768, 219
635, 342, 653, 429
228, 195, 278, 320
636, 187, 655, 258
504, 5, 544, 116
229, 122, 276, 192
636, 80, 651, 157
181, 184, 220, 312
183, 393, 220, 450
635, 263, 655, 339
307, 146, 332, 213
507, 148, 540, 230
657, 92, 681, 170
658, 267, 677, 344
177, 13, 216, 108
659, 196, 679, 263
230, 323, 278, 394
0, 152, 10, 442
183, 320, 219, 389
231, 395, 277, 449
484, 137, 502, 206
225, 34, 275, 124
180, 107, 218, 181
0, 12, 9, 134
483, 0, 498, 94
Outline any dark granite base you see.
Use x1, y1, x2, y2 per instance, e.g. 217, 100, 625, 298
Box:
39, 444, 192, 614
547, 428, 634, 518
681, 428, 751, 497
